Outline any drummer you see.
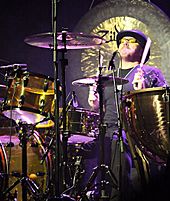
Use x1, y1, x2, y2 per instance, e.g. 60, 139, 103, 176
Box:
88, 29, 168, 201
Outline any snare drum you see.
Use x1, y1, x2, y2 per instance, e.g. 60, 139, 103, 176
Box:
122, 87, 170, 164
0, 131, 52, 200
2, 72, 55, 128
66, 108, 99, 144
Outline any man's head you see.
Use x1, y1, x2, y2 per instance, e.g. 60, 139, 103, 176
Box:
116, 30, 150, 63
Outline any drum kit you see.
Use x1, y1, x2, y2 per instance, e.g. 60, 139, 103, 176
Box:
0, 31, 111, 201
0, 30, 169, 201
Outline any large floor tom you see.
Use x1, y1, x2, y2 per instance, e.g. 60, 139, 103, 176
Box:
122, 87, 170, 164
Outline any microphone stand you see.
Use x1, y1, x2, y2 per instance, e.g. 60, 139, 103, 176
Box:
82, 64, 118, 201
110, 60, 124, 201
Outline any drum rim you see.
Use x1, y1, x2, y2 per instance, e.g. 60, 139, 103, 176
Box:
124, 87, 167, 96
2, 106, 52, 117
68, 107, 99, 115
27, 71, 54, 82
2, 106, 54, 128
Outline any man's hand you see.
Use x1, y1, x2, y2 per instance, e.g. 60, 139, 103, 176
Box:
88, 83, 99, 110
132, 68, 145, 90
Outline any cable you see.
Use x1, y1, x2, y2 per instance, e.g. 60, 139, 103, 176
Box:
89, 0, 95, 10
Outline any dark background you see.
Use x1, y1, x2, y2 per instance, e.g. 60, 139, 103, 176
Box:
0, 0, 170, 106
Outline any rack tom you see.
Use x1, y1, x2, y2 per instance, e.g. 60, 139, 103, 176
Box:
2, 72, 56, 128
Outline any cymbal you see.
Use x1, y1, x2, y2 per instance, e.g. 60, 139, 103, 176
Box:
24, 32, 106, 49
72, 76, 129, 86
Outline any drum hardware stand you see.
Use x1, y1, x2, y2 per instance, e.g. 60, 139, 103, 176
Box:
47, 0, 74, 199
2, 121, 41, 201
46, 0, 63, 199
57, 29, 80, 194
40, 92, 77, 166
81, 63, 118, 201
110, 53, 125, 201
62, 153, 84, 198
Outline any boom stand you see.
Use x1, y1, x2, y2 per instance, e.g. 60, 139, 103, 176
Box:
82, 66, 118, 201
48, 0, 73, 199
47, 0, 62, 200
2, 121, 40, 201
60, 30, 72, 190
111, 65, 124, 201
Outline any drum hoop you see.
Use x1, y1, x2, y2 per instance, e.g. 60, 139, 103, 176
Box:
27, 71, 54, 82
124, 87, 167, 97
2, 106, 52, 117
68, 107, 99, 115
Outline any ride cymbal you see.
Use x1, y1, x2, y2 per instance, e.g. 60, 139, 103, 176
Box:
24, 32, 106, 49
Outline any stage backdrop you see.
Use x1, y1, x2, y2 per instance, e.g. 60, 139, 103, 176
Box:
66, 0, 170, 109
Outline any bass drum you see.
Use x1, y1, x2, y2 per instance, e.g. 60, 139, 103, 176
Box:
0, 130, 52, 200
122, 87, 170, 164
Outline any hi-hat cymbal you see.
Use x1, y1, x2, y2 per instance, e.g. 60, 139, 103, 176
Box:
72, 76, 129, 86
24, 32, 106, 49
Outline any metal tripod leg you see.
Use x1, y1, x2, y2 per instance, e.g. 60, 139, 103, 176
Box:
2, 122, 41, 201
84, 164, 118, 192
2, 177, 40, 200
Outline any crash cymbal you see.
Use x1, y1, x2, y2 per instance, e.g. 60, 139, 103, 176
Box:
24, 32, 106, 49
72, 76, 129, 86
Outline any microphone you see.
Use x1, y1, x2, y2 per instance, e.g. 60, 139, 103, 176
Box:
108, 50, 118, 70
72, 91, 78, 108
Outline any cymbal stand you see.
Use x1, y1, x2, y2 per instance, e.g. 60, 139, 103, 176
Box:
40, 93, 74, 166
111, 57, 124, 201
47, 0, 62, 199
2, 121, 40, 201
48, 0, 73, 199
60, 30, 74, 190
82, 64, 118, 200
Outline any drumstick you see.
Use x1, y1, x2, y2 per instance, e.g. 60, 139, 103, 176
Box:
133, 37, 151, 89
139, 36, 152, 68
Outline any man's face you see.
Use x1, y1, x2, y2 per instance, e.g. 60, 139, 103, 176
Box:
118, 36, 143, 62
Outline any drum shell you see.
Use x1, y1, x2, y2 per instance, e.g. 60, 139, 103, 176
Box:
122, 87, 170, 164
2, 72, 55, 127
0, 131, 52, 199
59, 108, 99, 144
67, 108, 99, 135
